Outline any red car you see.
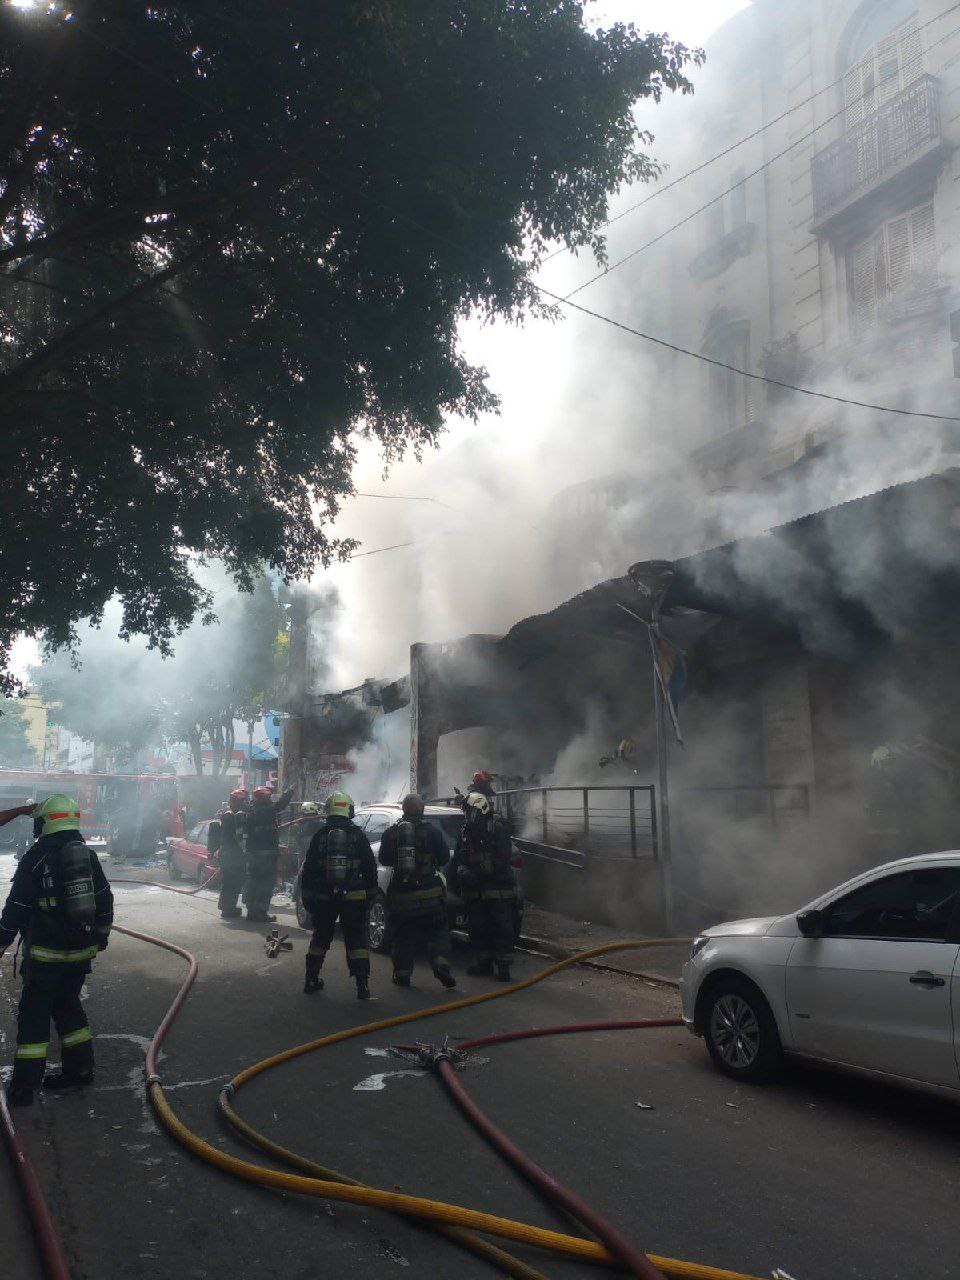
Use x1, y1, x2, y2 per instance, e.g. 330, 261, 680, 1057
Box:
166, 818, 300, 889
166, 820, 220, 887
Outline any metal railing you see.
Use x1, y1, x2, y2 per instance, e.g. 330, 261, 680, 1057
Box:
812, 75, 941, 226
494, 785, 658, 861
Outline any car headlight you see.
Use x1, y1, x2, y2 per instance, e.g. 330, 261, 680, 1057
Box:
690, 935, 710, 960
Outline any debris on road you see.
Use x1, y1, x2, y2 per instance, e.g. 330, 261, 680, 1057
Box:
263, 928, 293, 959
635, 1102, 655, 1110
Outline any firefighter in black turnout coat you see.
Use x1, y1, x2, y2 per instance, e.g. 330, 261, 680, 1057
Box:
243, 784, 294, 923
0, 794, 113, 1106
379, 794, 456, 990
452, 790, 516, 981
216, 787, 248, 919
300, 791, 377, 999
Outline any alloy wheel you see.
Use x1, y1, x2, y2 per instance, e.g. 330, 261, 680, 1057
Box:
710, 993, 761, 1069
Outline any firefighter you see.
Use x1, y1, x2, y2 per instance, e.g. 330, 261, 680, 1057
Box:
0, 795, 113, 1107
300, 791, 377, 1000
243, 784, 294, 923
216, 788, 248, 920
452, 790, 516, 981
379, 794, 456, 990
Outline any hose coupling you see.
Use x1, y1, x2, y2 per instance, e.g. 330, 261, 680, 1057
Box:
416, 1036, 468, 1072
145, 1073, 162, 1087
220, 1082, 236, 1099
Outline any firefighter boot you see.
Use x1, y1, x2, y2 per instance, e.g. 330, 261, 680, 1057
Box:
496, 962, 512, 982
467, 960, 494, 977
392, 972, 411, 987
303, 957, 324, 995
43, 1069, 95, 1091
356, 978, 371, 1001
433, 966, 457, 989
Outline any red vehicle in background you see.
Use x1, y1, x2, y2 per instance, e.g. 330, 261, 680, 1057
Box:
0, 768, 179, 861
166, 815, 301, 889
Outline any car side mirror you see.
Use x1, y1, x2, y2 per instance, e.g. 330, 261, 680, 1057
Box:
797, 909, 825, 939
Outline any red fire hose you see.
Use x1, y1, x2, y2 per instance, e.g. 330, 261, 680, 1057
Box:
0, 1090, 71, 1280
414, 1019, 683, 1280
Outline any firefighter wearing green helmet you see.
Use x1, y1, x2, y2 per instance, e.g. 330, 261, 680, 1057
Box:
299, 791, 377, 999
0, 794, 114, 1107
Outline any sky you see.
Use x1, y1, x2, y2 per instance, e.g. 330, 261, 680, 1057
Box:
322, 0, 752, 687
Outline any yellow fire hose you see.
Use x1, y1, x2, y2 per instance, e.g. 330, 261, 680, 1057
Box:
120, 924, 765, 1280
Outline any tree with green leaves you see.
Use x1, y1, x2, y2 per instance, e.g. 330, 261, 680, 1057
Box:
0, 1, 699, 692
34, 577, 288, 775
0, 699, 35, 769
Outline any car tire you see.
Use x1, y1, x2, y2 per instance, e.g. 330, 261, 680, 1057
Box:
701, 975, 783, 1084
167, 855, 182, 882
367, 892, 392, 955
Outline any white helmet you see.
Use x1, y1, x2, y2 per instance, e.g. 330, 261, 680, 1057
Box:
464, 791, 492, 820
300, 801, 319, 815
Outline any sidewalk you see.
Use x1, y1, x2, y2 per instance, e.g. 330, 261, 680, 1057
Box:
518, 904, 689, 988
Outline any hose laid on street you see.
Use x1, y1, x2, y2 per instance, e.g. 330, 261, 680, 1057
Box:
113, 917, 764, 1280
0, 1089, 71, 1280
433, 1020, 683, 1280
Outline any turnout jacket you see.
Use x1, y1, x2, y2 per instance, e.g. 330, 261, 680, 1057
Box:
244, 788, 294, 855
217, 808, 246, 855
301, 816, 377, 904
0, 829, 114, 963
379, 819, 449, 913
451, 816, 515, 902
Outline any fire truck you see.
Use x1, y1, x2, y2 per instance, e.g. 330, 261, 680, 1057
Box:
0, 769, 180, 861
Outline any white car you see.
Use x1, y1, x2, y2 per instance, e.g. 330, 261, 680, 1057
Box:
681, 851, 960, 1091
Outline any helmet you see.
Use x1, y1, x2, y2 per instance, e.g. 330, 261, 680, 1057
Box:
325, 790, 354, 819
471, 770, 493, 787
464, 791, 492, 821
252, 787, 271, 803
300, 801, 319, 816
229, 788, 248, 810
401, 793, 425, 819
33, 793, 82, 836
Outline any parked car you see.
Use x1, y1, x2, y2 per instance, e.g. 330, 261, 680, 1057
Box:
291, 803, 525, 950
681, 852, 960, 1093
166, 821, 220, 887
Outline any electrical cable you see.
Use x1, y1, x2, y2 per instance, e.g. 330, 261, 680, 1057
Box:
562, 19, 960, 298
535, 286, 960, 423
542, 0, 960, 263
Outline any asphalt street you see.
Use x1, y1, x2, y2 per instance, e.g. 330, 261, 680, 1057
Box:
1, 853, 959, 1280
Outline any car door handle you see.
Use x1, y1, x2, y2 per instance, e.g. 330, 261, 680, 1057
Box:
909, 970, 945, 988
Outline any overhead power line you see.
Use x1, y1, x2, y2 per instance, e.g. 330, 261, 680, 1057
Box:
535, 287, 960, 422
543, 0, 960, 265
563, 17, 960, 298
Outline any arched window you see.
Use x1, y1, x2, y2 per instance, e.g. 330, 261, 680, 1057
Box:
841, 3, 921, 124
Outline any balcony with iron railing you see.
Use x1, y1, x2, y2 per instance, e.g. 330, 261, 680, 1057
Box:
811, 75, 944, 234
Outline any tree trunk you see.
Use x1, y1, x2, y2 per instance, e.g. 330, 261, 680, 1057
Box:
188, 726, 204, 776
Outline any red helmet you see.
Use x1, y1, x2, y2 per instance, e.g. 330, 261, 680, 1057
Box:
229, 788, 248, 802
252, 786, 271, 803
471, 770, 493, 786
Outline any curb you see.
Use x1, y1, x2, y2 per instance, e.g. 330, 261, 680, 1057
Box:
516, 934, 681, 990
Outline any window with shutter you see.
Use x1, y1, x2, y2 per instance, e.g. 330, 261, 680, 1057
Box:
849, 201, 937, 334
843, 13, 922, 123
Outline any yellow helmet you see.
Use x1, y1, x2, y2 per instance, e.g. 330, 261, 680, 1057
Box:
325, 791, 354, 819
33, 793, 82, 836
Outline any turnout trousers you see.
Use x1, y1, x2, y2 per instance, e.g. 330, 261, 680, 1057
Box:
465, 897, 515, 966
390, 903, 452, 979
306, 897, 370, 980
11, 958, 93, 1090
243, 851, 278, 916
218, 847, 246, 914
